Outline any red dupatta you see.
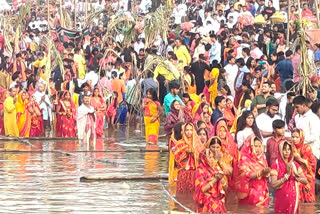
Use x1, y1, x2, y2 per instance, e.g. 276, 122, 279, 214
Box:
293, 129, 316, 203
237, 137, 269, 207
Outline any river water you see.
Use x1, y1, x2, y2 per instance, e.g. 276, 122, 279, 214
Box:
0, 126, 319, 213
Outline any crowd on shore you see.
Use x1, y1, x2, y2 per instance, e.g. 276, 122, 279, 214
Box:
1, 0, 320, 213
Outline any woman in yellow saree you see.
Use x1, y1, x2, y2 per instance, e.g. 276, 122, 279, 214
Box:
16, 91, 31, 137
141, 88, 162, 144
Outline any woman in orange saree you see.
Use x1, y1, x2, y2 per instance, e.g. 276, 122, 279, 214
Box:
237, 136, 270, 207
141, 88, 162, 144
194, 137, 233, 213
173, 123, 203, 193
270, 141, 308, 214
56, 91, 77, 137
90, 88, 106, 138
16, 91, 31, 137
211, 118, 239, 191
223, 96, 237, 128
29, 96, 44, 137
291, 129, 316, 203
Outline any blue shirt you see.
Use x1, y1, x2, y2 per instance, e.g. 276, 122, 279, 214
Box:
315, 50, 320, 62
164, 93, 183, 116
211, 108, 223, 125
275, 59, 293, 83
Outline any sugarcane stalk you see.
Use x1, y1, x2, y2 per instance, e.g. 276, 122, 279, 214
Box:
286, 0, 291, 47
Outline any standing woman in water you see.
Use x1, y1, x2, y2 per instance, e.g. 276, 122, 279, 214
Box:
168, 122, 185, 186
194, 137, 233, 213
291, 129, 316, 203
237, 136, 270, 207
173, 123, 203, 193
141, 88, 162, 144
271, 141, 308, 214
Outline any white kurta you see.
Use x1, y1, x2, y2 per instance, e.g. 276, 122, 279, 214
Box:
77, 104, 96, 140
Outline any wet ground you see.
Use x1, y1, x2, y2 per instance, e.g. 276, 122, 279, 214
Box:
0, 126, 319, 213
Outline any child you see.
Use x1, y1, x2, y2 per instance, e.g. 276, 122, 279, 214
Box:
217, 68, 227, 91
266, 119, 286, 167
106, 91, 118, 128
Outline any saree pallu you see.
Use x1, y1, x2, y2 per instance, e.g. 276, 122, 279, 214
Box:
57, 101, 77, 138
271, 160, 301, 214
91, 97, 105, 138
169, 137, 182, 186
143, 99, 160, 144
16, 96, 31, 137
237, 138, 269, 207
60, 114, 77, 137
173, 139, 196, 193
0, 103, 4, 135
30, 115, 44, 137
177, 168, 196, 193
296, 145, 316, 203
55, 114, 61, 137
194, 151, 227, 213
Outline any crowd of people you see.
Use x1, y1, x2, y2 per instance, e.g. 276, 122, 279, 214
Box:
1, 0, 320, 213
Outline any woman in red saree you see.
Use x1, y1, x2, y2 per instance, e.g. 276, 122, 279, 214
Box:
211, 118, 239, 191
271, 141, 308, 214
56, 91, 77, 137
193, 102, 211, 123
237, 136, 270, 207
291, 129, 316, 203
16, 91, 31, 137
194, 137, 233, 213
90, 88, 106, 138
141, 88, 162, 144
29, 96, 44, 137
182, 93, 195, 123
0, 90, 8, 135
173, 123, 203, 193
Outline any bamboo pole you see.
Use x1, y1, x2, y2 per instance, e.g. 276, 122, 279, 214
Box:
286, 0, 291, 47
85, 0, 88, 20
80, 175, 168, 182
47, 0, 50, 31
59, 0, 64, 28
74, 0, 77, 29
315, 0, 320, 28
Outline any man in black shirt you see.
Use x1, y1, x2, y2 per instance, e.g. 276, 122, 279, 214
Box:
190, 54, 211, 95
262, 1, 276, 19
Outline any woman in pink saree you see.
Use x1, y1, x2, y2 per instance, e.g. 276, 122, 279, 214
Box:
90, 88, 106, 138
271, 141, 308, 214
237, 136, 270, 207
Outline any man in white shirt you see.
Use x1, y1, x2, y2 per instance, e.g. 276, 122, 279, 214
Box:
209, 34, 221, 64
34, 83, 53, 137
224, 56, 238, 97
77, 95, 96, 144
256, 98, 281, 146
293, 96, 320, 159
217, 10, 226, 23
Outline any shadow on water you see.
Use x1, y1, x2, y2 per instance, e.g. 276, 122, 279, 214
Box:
0, 125, 320, 213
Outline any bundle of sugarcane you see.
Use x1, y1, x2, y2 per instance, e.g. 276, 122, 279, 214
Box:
143, 6, 171, 48
103, 13, 137, 48
291, 26, 317, 97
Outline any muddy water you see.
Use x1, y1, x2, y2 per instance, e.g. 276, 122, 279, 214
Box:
0, 126, 319, 213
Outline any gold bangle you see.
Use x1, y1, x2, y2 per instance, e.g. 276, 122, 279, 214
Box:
257, 171, 260, 178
